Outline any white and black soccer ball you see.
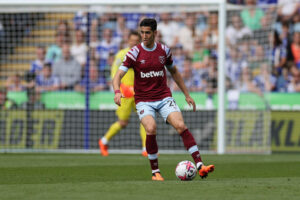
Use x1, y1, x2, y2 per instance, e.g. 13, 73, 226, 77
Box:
175, 160, 197, 181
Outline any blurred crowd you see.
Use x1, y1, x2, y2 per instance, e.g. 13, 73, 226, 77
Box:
1, 0, 300, 109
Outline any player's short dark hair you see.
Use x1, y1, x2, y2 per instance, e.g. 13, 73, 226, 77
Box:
128, 30, 141, 39
139, 18, 157, 31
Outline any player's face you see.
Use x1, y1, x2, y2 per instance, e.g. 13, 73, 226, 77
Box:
128, 34, 140, 48
140, 26, 156, 48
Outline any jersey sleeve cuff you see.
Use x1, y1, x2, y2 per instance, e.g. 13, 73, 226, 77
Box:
119, 65, 129, 72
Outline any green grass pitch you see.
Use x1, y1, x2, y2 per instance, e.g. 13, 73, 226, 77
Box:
0, 153, 300, 200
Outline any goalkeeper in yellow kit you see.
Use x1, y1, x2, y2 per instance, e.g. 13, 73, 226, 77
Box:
99, 30, 147, 157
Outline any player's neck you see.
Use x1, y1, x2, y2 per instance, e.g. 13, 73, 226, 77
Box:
141, 42, 157, 52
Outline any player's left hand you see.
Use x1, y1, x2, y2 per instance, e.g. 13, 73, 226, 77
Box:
185, 96, 196, 112
114, 93, 123, 106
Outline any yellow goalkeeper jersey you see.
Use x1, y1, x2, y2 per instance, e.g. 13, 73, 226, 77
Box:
111, 47, 134, 86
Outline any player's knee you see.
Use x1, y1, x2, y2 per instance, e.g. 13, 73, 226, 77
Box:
175, 122, 187, 133
119, 120, 128, 128
145, 124, 156, 135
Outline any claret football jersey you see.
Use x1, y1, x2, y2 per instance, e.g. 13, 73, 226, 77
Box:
120, 42, 173, 104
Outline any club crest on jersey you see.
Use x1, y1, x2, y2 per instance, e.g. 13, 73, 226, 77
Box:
159, 56, 165, 64
140, 109, 144, 115
140, 60, 145, 64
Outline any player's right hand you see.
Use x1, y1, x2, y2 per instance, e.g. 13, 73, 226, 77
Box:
114, 93, 123, 106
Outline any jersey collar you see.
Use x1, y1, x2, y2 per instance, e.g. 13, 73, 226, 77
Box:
141, 42, 157, 52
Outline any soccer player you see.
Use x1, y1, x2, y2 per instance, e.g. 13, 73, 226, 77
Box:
113, 18, 215, 181
99, 30, 148, 157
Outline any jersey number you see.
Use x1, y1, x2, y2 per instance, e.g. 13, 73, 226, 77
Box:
168, 100, 176, 107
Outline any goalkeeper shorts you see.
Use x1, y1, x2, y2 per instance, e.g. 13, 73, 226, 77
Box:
116, 97, 136, 121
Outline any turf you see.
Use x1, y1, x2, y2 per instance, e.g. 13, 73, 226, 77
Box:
0, 153, 300, 200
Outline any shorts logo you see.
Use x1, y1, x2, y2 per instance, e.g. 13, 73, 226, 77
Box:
159, 56, 165, 64
140, 109, 144, 115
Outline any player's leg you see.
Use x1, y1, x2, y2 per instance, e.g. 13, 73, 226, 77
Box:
140, 115, 163, 181
167, 112, 214, 178
160, 97, 214, 178
99, 98, 133, 156
133, 101, 148, 157
139, 124, 148, 157
136, 102, 163, 181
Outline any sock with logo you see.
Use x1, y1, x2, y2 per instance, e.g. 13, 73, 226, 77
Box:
180, 129, 202, 165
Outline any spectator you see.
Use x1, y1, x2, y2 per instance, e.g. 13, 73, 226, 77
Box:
240, 0, 265, 31
287, 65, 300, 92
119, 28, 131, 49
226, 14, 253, 47
95, 28, 119, 71
56, 20, 71, 38
155, 30, 164, 44
170, 57, 193, 91
157, 12, 180, 48
115, 14, 128, 45
276, 67, 292, 92
74, 60, 107, 93
103, 52, 115, 85
226, 47, 248, 89
172, 12, 185, 28
277, 0, 299, 23
0, 88, 18, 110
71, 29, 88, 67
292, 12, 300, 33
176, 13, 201, 54
203, 56, 218, 109
202, 12, 219, 50
29, 46, 46, 76
253, 14, 273, 49
6, 73, 26, 92
237, 34, 257, 61
195, 11, 209, 33
172, 44, 186, 73
236, 67, 262, 95
248, 44, 269, 69
192, 37, 210, 70
270, 31, 287, 75
73, 11, 88, 32
73, 11, 98, 33
122, 13, 142, 30
279, 21, 290, 48
52, 43, 81, 90
45, 33, 65, 63
95, 14, 114, 39
290, 31, 300, 69
35, 62, 60, 93
90, 18, 100, 49
253, 63, 277, 92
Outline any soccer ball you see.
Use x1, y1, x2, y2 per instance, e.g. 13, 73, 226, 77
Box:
175, 160, 197, 181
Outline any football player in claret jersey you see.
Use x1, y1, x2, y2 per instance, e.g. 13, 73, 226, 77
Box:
113, 18, 214, 181
99, 31, 148, 157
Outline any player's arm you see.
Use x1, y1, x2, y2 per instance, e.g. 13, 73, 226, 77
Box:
167, 66, 196, 112
112, 68, 127, 106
